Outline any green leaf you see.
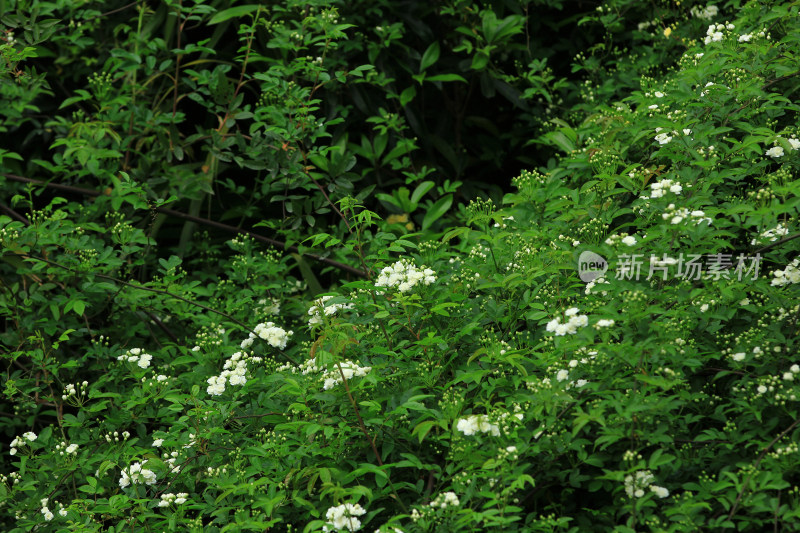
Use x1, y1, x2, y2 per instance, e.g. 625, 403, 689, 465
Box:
422, 194, 453, 230
420, 42, 440, 72
426, 73, 468, 83
208, 5, 262, 25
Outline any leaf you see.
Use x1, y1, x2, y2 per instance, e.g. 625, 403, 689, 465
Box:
422, 194, 453, 230
208, 5, 262, 25
291, 253, 323, 295
426, 73, 468, 83
410, 181, 435, 205
400, 86, 416, 107
420, 42, 440, 72
412, 420, 437, 444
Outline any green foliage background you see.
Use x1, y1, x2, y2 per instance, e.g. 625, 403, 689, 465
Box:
2, 0, 800, 531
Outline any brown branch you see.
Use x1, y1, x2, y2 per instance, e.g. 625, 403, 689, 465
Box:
1, 172, 367, 278
19, 252, 299, 367
726, 416, 800, 521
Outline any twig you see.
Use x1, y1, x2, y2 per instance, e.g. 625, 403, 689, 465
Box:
20, 252, 299, 367
1, 172, 367, 277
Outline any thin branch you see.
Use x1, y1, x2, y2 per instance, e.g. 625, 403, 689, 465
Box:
19, 252, 299, 367
1, 172, 367, 277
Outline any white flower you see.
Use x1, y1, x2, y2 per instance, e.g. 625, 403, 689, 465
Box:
66, 443, 79, 454
621, 235, 637, 246
654, 91, 665, 98
324, 503, 367, 532
650, 485, 669, 498
789, 138, 800, 150
766, 146, 784, 158
655, 132, 672, 145
23, 432, 37, 442
596, 319, 615, 328
58, 508, 68, 517
557, 369, 569, 382
783, 372, 794, 381
137, 353, 152, 369
732, 352, 746, 362
682, 129, 692, 135
791, 364, 800, 373
758, 384, 768, 394
153, 439, 164, 447
252, 322, 293, 349
700, 304, 709, 312
206, 375, 226, 396
738, 33, 752, 42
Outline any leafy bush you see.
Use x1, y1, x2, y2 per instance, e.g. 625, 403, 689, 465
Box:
2, 0, 800, 532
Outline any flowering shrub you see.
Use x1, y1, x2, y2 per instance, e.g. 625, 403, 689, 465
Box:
1, 1, 800, 532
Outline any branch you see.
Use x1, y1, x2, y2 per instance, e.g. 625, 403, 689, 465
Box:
20, 252, 299, 367
1, 172, 367, 278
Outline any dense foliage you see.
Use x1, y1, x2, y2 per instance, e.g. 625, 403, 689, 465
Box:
2, 0, 800, 531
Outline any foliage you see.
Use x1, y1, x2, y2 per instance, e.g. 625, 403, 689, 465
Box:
2, 0, 800, 532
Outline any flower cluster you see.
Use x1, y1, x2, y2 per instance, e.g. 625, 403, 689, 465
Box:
703, 22, 734, 44
691, 4, 718, 20
771, 257, 800, 287
456, 406, 524, 436
9, 432, 37, 456
322, 503, 366, 532
752, 223, 789, 245
158, 492, 188, 507
374, 259, 436, 293
546, 308, 589, 336
642, 178, 684, 199
54, 440, 79, 456
62, 381, 88, 400
429, 491, 460, 509
604, 233, 637, 246
624, 470, 669, 498
322, 360, 372, 390
241, 321, 293, 350
119, 460, 157, 488
117, 347, 153, 369
308, 295, 353, 326
765, 137, 800, 158
661, 204, 712, 225
585, 276, 610, 296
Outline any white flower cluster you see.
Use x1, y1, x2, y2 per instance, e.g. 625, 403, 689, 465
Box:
456, 407, 524, 436
323, 503, 367, 532
322, 360, 372, 390
766, 137, 800, 158
374, 259, 436, 293
771, 257, 800, 287
546, 307, 589, 336
643, 178, 684, 199
277, 357, 372, 390
703, 22, 734, 44
429, 491, 460, 509
158, 492, 188, 507
604, 233, 637, 246
691, 4, 718, 20
255, 297, 280, 316
119, 460, 157, 488
241, 322, 293, 350
654, 129, 672, 145
40, 498, 54, 521
9, 431, 36, 456
751, 223, 789, 245
585, 276, 610, 296
208, 322, 290, 396
624, 470, 669, 498
117, 347, 153, 369
661, 204, 712, 225
54, 440, 79, 456
308, 295, 353, 326
62, 381, 88, 400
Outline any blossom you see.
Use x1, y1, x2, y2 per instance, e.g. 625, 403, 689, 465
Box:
650, 485, 670, 498
374, 259, 436, 292
731, 352, 746, 362
119, 461, 157, 489
655, 132, 672, 145
152, 439, 164, 447
308, 295, 353, 326
557, 369, 569, 382
738, 33, 752, 42
621, 235, 637, 246
23, 432, 37, 442
206, 375, 226, 396
323, 503, 367, 532
766, 146, 784, 158
789, 138, 800, 150
252, 322, 293, 349
596, 319, 615, 328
